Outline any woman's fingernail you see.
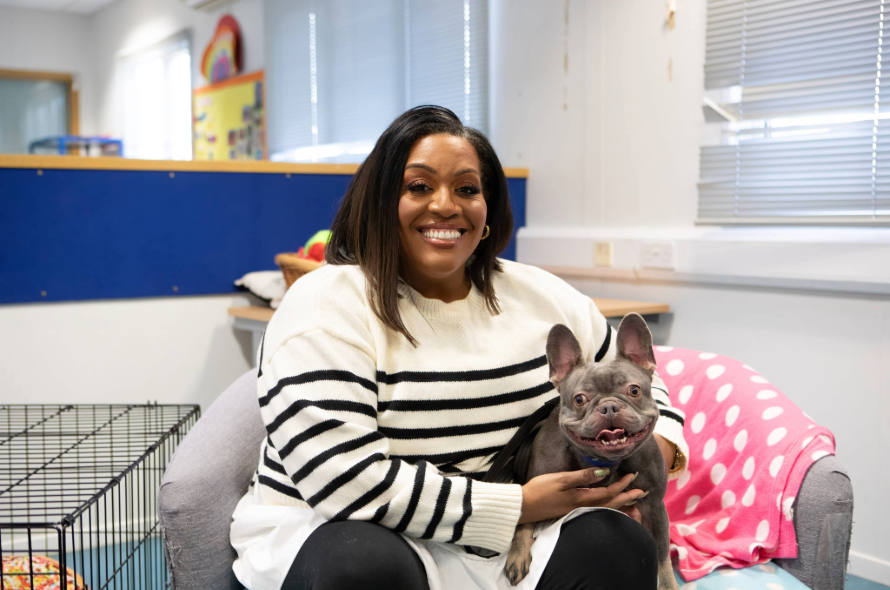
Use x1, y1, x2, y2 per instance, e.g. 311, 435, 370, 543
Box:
625, 500, 638, 506
594, 468, 609, 478
638, 490, 650, 498
631, 472, 639, 482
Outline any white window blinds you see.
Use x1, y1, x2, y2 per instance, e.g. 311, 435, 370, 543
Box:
265, 0, 488, 163
699, 0, 889, 223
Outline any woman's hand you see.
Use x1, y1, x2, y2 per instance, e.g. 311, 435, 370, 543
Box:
518, 469, 647, 525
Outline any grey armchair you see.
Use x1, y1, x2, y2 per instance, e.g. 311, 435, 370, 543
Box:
158, 369, 853, 590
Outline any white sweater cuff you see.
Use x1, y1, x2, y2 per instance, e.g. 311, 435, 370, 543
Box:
459, 481, 523, 553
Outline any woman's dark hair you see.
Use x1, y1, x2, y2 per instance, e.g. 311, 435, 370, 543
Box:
326, 105, 513, 345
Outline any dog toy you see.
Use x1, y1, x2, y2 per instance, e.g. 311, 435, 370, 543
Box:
294, 230, 332, 263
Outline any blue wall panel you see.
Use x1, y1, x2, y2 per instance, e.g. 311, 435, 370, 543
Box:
503, 177, 526, 263
0, 167, 526, 304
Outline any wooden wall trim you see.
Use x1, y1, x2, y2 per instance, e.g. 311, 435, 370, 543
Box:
69, 90, 80, 137
0, 155, 530, 178
0, 68, 74, 83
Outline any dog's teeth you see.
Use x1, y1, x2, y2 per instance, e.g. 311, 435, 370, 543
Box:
620, 436, 627, 443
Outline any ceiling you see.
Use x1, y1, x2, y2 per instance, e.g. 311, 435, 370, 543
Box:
0, 0, 119, 14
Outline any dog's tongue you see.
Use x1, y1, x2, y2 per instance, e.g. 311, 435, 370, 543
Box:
596, 428, 626, 442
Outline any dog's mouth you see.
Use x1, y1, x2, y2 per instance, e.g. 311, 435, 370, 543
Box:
568, 420, 653, 453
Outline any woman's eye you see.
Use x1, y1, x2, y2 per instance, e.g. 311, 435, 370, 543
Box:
628, 385, 641, 397
573, 394, 586, 406
456, 184, 481, 196
407, 182, 431, 193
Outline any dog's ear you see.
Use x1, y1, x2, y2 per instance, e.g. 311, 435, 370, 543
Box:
616, 313, 656, 375
547, 324, 583, 386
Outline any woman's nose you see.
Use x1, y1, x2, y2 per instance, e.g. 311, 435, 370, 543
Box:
428, 187, 459, 216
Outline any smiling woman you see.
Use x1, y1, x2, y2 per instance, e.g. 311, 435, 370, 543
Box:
398, 135, 488, 303
230, 106, 688, 590
326, 106, 513, 344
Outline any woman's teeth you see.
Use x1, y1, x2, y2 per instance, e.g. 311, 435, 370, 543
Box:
422, 229, 461, 240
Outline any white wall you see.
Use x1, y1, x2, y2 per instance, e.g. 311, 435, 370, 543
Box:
0, 294, 255, 411
490, 0, 704, 229
0, 6, 99, 135
491, 0, 890, 583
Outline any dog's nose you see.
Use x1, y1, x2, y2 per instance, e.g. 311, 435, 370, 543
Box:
598, 401, 621, 420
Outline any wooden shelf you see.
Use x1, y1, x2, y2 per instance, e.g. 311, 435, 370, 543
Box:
590, 298, 670, 317
228, 297, 668, 324
228, 306, 275, 322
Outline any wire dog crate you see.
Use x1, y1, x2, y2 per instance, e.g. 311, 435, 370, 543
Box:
0, 404, 199, 590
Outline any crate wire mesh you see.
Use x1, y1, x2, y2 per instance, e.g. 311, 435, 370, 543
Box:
0, 405, 199, 590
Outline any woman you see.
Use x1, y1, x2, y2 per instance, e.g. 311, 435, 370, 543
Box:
230, 106, 688, 590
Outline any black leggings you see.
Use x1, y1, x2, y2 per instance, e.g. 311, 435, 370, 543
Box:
282, 509, 657, 590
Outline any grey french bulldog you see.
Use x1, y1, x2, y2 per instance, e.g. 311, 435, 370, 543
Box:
504, 313, 680, 590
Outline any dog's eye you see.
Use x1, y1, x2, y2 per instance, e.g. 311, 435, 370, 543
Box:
573, 394, 587, 406
628, 385, 641, 397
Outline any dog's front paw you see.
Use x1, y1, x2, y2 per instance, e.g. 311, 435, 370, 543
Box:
504, 550, 532, 586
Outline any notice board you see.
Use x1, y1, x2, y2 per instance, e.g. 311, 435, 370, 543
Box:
193, 70, 265, 161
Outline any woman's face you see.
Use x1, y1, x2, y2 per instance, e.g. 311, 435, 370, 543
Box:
398, 133, 488, 292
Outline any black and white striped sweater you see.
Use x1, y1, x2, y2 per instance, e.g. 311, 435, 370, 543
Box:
251, 260, 687, 554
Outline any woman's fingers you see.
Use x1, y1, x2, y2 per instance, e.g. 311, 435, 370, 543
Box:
519, 469, 649, 524
557, 466, 614, 489
572, 473, 647, 509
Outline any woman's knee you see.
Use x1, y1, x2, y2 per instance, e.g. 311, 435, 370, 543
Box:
283, 521, 429, 590
537, 510, 658, 590
562, 509, 657, 558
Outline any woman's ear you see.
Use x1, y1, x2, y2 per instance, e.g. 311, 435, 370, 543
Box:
616, 313, 656, 375
546, 324, 583, 387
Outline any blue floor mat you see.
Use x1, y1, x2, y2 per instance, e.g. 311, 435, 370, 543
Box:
673, 562, 809, 589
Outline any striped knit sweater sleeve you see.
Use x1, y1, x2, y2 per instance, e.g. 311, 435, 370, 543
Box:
255, 278, 522, 553
584, 297, 689, 477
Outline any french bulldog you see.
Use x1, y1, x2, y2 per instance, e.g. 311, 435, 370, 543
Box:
504, 313, 679, 590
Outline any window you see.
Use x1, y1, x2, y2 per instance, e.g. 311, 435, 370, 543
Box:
0, 69, 76, 154
121, 34, 193, 160
699, 0, 888, 223
265, 0, 488, 162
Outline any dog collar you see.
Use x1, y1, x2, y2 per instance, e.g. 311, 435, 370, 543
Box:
565, 437, 620, 468
580, 455, 619, 468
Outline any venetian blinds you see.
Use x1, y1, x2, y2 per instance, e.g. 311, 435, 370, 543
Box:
265, 0, 488, 163
698, 0, 889, 223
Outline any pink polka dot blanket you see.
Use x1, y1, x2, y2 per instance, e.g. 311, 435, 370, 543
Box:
654, 347, 835, 582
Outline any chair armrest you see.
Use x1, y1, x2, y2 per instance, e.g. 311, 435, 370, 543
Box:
775, 455, 853, 590
159, 369, 265, 590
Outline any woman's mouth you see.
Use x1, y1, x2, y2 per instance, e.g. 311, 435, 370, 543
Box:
418, 227, 466, 246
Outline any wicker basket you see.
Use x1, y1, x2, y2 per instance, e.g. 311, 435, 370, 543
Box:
275, 253, 324, 289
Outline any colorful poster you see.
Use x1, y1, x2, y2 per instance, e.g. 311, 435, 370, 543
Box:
193, 70, 265, 161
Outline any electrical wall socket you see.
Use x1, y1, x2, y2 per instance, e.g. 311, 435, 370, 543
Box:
594, 241, 613, 267
639, 242, 676, 270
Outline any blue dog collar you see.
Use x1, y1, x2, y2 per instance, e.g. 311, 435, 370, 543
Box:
564, 437, 620, 469
580, 455, 619, 468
